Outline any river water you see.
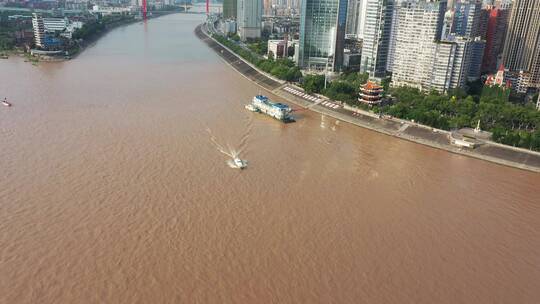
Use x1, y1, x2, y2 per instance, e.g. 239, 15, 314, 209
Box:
1, 13, 539, 304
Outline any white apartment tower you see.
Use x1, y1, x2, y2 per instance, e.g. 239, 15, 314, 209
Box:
391, 0, 478, 92
32, 13, 45, 48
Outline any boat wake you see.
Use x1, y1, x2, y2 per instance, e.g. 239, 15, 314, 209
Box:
319, 114, 341, 144
206, 115, 252, 168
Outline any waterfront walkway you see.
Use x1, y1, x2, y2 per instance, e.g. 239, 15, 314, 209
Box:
195, 24, 540, 173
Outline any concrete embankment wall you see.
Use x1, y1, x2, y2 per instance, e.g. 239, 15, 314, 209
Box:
274, 90, 540, 173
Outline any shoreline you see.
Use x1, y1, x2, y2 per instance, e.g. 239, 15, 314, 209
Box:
6, 11, 178, 63
68, 11, 181, 59
195, 24, 540, 173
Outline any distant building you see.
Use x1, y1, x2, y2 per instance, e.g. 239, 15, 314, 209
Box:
91, 5, 132, 15
386, 6, 398, 72
358, 0, 368, 39
43, 18, 68, 32
453, 0, 482, 38
504, 70, 533, 94
497, 0, 513, 10
359, 81, 384, 105
443, 0, 485, 80
449, 36, 475, 88
514, 70, 532, 94
223, 0, 237, 19
262, 19, 273, 33
298, 0, 348, 71
32, 13, 45, 48
360, 0, 394, 77
484, 64, 511, 89
267, 39, 288, 58
481, 6, 510, 74
468, 36, 485, 80
343, 49, 361, 71
263, 0, 272, 15
65, 1, 88, 11
237, 0, 263, 40
392, 0, 490, 92
441, 9, 455, 40
221, 19, 237, 35
292, 39, 300, 63
345, 0, 366, 38
502, 0, 540, 89
392, 0, 460, 92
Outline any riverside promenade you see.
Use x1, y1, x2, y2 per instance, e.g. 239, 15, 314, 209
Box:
195, 24, 540, 173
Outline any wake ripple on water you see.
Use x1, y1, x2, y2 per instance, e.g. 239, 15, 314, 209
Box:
205, 114, 253, 166
318, 114, 341, 145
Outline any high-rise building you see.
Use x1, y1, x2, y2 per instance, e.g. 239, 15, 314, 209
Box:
468, 37, 485, 80
237, 0, 263, 40
392, 0, 447, 91
263, 0, 272, 15
392, 0, 479, 92
480, 5, 509, 74
497, 0, 513, 10
358, 0, 368, 39
441, 9, 455, 40
360, 0, 394, 77
386, 6, 399, 72
32, 13, 45, 48
441, 0, 485, 80
502, 0, 540, 88
453, 0, 482, 37
298, 0, 348, 71
223, 0, 238, 19
482, 0, 512, 8
345, 0, 366, 38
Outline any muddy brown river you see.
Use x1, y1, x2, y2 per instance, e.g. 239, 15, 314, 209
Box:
1, 13, 539, 304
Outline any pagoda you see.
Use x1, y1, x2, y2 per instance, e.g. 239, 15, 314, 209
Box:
359, 81, 384, 105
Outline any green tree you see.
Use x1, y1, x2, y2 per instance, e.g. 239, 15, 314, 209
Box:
302, 74, 325, 94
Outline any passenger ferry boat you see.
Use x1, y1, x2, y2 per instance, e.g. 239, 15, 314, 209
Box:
245, 95, 293, 122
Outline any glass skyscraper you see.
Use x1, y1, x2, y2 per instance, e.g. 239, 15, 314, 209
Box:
298, 0, 348, 71
360, 0, 394, 78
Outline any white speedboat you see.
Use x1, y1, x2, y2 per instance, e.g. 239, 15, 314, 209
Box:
232, 157, 247, 169
2, 98, 11, 107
